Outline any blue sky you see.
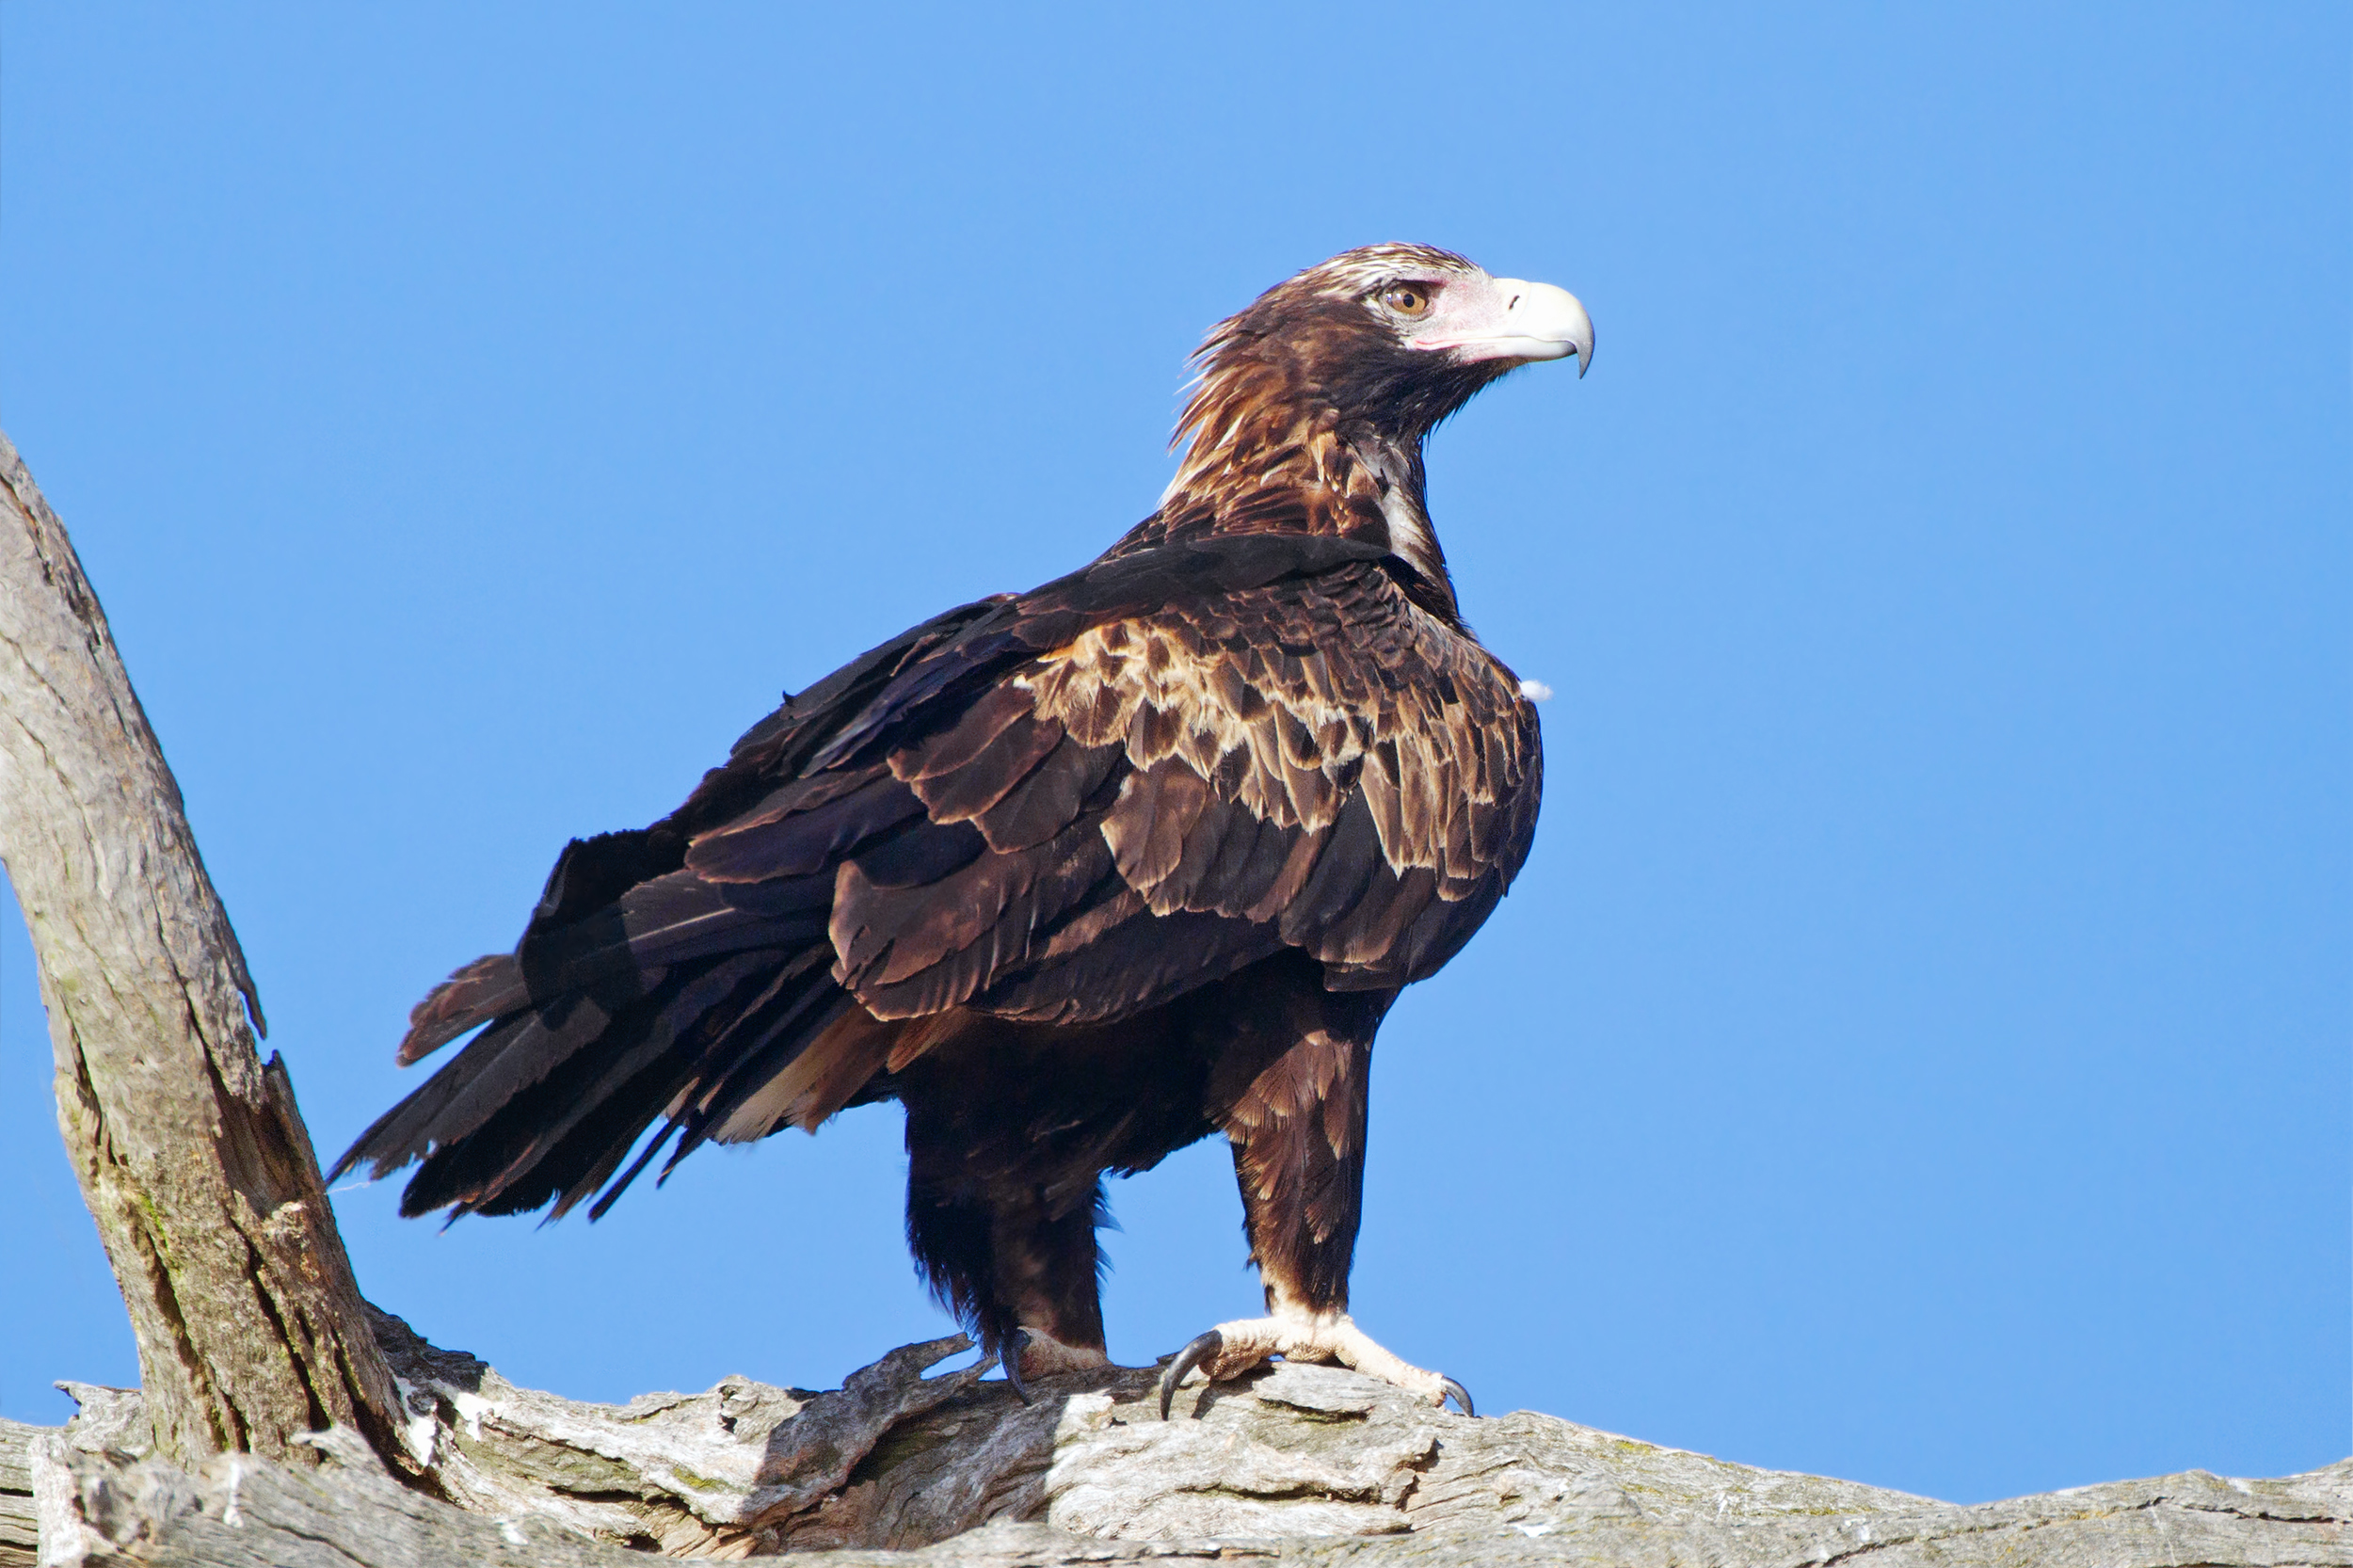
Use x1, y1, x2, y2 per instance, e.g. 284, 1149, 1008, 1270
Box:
1, 3, 2344, 1507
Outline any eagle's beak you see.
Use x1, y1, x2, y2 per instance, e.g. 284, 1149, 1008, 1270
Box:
1416, 278, 1594, 376
1480, 280, 1593, 376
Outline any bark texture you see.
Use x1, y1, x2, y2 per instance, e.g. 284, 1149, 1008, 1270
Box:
0, 432, 406, 1473
7, 1323, 2345, 1567
1, 1418, 40, 1566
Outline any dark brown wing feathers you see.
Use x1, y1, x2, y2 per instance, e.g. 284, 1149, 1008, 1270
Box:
333, 534, 1540, 1224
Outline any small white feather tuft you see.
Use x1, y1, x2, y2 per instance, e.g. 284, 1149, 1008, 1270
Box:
1518, 679, 1554, 702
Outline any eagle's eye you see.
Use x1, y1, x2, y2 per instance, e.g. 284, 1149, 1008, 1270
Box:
1380, 283, 1433, 317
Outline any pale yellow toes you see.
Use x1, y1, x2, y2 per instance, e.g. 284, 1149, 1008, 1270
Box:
1193, 1315, 1454, 1407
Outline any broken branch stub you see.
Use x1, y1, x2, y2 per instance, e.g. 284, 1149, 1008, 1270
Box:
0, 430, 406, 1474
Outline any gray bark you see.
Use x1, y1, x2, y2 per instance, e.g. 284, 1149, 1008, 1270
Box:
7, 1320, 2345, 1566
0, 431, 407, 1474
2, 1418, 42, 1566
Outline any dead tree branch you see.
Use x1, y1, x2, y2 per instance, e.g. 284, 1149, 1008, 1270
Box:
6, 1324, 2348, 1567
0, 431, 406, 1476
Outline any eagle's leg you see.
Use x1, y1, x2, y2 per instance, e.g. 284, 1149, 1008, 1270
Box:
900, 1009, 1225, 1389
904, 1162, 1112, 1382
987, 1178, 1115, 1382
1160, 977, 1472, 1418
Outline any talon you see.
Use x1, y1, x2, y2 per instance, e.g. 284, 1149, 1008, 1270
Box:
1002, 1328, 1033, 1405
1440, 1376, 1475, 1417
1158, 1329, 1225, 1420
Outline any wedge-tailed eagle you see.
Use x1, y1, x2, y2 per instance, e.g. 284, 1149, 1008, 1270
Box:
335, 244, 1593, 1416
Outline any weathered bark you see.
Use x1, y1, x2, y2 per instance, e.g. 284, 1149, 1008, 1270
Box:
0, 432, 406, 1474
6, 1325, 2347, 1566
1, 1418, 41, 1567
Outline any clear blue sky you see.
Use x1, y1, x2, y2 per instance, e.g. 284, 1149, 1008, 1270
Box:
1, 3, 2344, 1507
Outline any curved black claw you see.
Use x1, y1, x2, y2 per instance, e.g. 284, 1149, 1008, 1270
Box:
1439, 1377, 1475, 1418
1157, 1329, 1225, 1420
1002, 1329, 1034, 1406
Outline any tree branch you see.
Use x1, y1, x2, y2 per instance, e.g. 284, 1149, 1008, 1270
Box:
0, 431, 407, 1476
7, 1323, 2348, 1567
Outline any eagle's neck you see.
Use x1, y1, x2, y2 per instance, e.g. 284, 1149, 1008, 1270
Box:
1137, 372, 1462, 624
1346, 436, 1449, 600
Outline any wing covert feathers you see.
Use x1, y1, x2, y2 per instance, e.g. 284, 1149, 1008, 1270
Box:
337, 535, 1541, 1224
1019, 559, 1539, 982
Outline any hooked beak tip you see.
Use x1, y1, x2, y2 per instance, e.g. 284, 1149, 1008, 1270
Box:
1486, 278, 1593, 377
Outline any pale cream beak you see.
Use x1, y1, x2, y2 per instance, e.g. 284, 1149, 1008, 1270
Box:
1471, 279, 1594, 376
1414, 277, 1594, 376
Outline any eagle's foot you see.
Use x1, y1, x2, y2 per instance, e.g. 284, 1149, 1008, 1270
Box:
1156, 1313, 1473, 1418
1002, 1326, 1111, 1403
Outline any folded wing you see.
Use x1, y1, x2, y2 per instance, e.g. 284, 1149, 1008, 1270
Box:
332, 536, 1541, 1221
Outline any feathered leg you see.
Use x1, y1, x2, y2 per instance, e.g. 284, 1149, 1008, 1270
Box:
903, 1171, 1111, 1374
1158, 968, 1471, 1417
900, 1032, 1125, 1387
896, 1004, 1218, 1387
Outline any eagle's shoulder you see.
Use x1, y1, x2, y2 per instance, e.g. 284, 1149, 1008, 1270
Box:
660, 542, 1538, 1033
1014, 557, 1541, 993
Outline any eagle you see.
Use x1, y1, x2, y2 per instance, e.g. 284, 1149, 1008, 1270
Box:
334, 244, 1592, 1417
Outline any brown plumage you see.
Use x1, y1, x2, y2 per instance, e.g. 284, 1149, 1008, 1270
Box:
334, 243, 1592, 1409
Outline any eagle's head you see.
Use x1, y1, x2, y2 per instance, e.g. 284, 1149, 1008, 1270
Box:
1149, 246, 1591, 616
1176, 244, 1592, 464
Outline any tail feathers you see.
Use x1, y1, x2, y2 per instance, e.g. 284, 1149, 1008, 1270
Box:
353, 856, 856, 1218
584, 946, 854, 1218
423, 951, 782, 1219
653, 950, 849, 1160
586, 1120, 681, 1222
514, 870, 828, 1016
354, 937, 878, 1225
577, 967, 858, 1219
393, 868, 828, 1074
704, 999, 898, 1146
526, 828, 684, 942
333, 975, 660, 1185
398, 954, 528, 1065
